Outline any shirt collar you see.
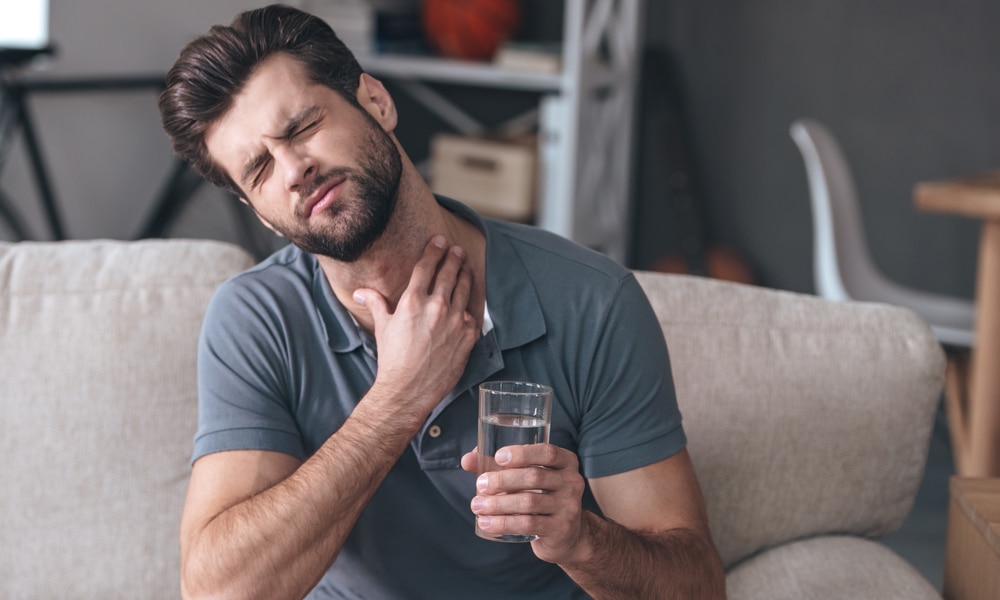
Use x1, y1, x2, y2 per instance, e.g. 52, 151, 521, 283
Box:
435, 196, 546, 351
310, 196, 547, 353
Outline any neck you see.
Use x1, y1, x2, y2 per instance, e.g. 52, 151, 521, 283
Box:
316, 161, 486, 334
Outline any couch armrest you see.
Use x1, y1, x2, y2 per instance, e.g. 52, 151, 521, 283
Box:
634, 271, 946, 568
726, 536, 941, 599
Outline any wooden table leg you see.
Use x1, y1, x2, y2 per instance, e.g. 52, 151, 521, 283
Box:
945, 352, 971, 474
968, 221, 1000, 476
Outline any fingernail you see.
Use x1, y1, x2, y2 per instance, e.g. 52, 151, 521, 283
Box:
477, 474, 488, 491
496, 449, 511, 464
452, 245, 466, 259
432, 235, 446, 248
352, 291, 366, 306
471, 496, 485, 512
477, 516, 492, 529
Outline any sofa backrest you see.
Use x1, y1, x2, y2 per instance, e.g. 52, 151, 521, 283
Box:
0, 239, 255, 599
0, 242, 945, 593
633, 271, 946, 568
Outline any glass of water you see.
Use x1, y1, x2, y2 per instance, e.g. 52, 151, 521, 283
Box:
476, 380, 553, 542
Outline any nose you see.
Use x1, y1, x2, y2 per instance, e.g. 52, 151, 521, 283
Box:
274, 145, 317, 192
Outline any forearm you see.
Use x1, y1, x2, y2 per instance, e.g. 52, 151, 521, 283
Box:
182, 388, 422, 600
560, 511, 726, 600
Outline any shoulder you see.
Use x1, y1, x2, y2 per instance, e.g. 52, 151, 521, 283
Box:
211, 245, 315, 305
204, 244, 321, 333
487, 219, 631, 290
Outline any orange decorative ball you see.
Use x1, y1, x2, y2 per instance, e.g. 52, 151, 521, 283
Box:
421, 0, 521, 61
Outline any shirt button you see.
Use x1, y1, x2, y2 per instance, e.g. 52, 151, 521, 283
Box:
428, 425, 442, 438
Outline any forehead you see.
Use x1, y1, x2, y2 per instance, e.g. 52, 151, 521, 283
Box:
204, 53, 341, 182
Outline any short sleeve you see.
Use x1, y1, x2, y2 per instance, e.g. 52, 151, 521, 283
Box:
194, 277, 305, 462
575, 273, 685, 478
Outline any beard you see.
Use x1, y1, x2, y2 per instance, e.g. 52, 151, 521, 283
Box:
273, 115, 403, 262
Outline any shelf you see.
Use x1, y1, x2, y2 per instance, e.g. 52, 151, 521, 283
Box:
353, 0, 643, 262
358, 53, 564, 92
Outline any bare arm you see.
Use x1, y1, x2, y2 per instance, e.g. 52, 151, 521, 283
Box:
181, 238, 479, 600
563, 449, 725, 598
465, 447, 726, 599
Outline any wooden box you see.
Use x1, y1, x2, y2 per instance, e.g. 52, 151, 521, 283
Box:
429, 134, 537, 222
943, 477, 1000, 600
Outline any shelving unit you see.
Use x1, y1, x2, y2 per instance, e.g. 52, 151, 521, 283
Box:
357, 0, 644, 262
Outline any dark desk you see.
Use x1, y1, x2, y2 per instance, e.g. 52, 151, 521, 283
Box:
0, 73, 268, 257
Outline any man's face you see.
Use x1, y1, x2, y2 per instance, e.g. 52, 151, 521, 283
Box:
205, 53, 402, 261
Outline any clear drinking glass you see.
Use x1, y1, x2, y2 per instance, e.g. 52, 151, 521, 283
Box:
476, 380, 553, 542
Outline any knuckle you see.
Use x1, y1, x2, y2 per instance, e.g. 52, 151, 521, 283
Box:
524, 468, 546, 489
396, 294, 418, 312
515, 515, 538, 534
426, 297, 448, 317
488, 471, 505, 491
518, 492, 544, 513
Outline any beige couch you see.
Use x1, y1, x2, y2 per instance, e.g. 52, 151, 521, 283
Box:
0, 239, 944, 598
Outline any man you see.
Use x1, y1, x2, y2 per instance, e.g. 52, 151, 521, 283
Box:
159, 5, 725, 599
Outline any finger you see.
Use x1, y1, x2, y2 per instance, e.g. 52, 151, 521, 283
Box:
353, 288, 390, 322
450, 264, 473, 310
460, 448, 479, 473
475, 513, 545, 539
496, 444, 572, 470
478, 464, 559, 495
473, 489, 555, 518
430, 245, 466, 299
407, 235, 449, 295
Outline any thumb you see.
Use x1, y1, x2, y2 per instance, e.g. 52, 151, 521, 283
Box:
460, 447, 479, 473
353, 288, 389, 321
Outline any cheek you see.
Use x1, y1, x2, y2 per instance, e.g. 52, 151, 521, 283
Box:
243, 189, 284, 224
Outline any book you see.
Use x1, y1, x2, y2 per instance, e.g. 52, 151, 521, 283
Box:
493, 41, 562, 75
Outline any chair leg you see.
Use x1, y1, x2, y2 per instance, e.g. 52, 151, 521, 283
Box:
944, 350, 972, 474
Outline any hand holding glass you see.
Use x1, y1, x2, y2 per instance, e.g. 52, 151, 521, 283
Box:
476, 380, 553, 542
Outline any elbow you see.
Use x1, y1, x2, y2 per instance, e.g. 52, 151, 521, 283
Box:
181, 580, 247, 600
181, 563, 299, 600
699, 535, 727, 600
180, 563, 247, 600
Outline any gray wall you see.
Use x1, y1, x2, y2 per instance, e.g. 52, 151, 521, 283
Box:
2, 0, 997, 300
634, 0, 1000, 298
0, 0, 277, 248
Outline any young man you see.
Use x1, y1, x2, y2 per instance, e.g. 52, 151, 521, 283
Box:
159, 5, 725, 599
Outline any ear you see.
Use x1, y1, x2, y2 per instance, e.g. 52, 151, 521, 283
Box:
356, 73, 398, 133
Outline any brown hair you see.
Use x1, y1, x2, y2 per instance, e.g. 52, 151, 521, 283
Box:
158, 4, 364, 195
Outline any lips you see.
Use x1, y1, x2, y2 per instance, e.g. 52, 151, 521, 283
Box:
303, 177, 346, 218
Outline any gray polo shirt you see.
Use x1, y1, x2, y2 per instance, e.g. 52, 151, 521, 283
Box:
195, 197, 685, 599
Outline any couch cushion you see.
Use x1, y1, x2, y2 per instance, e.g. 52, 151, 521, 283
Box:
634, 272, 946, 568
726, 536, 941, 599
0, 239, 255, 599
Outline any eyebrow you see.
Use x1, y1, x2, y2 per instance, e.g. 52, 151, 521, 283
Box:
238, 106, 324, 187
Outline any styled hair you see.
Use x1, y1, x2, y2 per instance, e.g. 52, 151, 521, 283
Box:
158, 4, 364, 195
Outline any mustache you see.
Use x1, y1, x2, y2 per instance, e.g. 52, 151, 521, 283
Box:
298, 168, 353, 216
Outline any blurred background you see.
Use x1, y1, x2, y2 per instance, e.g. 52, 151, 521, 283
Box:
2, 0, 997, 300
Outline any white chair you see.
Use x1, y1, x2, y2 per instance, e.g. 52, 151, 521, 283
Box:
789, 118, 975, 349
790, 118, 978, 473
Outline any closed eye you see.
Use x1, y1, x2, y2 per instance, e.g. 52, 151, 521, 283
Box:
290, 118, 321, 140
242, 107, 323, 189
250, 160, 271, 189
240, 152, 270, 190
